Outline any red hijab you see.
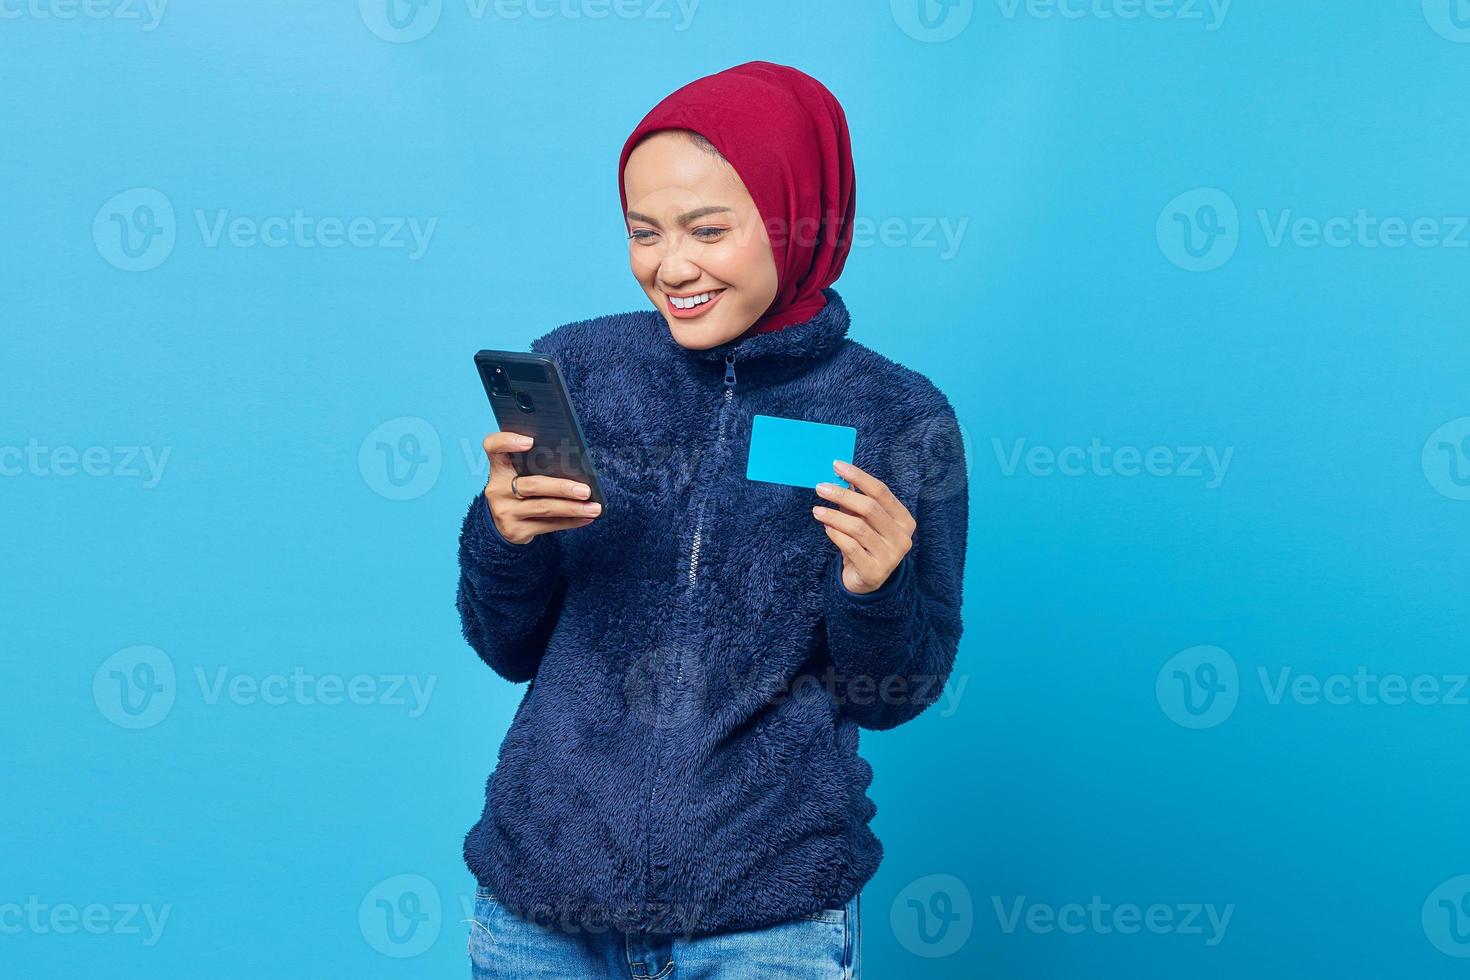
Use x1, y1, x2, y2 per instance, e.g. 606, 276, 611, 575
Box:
617, 61, 857, 337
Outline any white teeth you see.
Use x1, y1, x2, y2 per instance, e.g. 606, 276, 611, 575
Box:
670, 291, 715, 310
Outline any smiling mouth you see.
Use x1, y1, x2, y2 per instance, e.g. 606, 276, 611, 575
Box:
664, 288, 727, 315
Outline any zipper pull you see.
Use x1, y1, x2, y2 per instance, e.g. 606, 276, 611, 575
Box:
724, 352, 737, 387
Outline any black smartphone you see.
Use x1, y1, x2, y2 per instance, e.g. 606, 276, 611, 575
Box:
474, 349, 607, 510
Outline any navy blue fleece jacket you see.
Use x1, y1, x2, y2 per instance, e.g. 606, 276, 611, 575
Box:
457, 288, 969, 936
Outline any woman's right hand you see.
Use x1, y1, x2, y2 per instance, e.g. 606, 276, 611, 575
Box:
482, 431, 602, 545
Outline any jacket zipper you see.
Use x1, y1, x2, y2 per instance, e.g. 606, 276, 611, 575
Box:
643, 349, 737, 913
686, 352, 737, 591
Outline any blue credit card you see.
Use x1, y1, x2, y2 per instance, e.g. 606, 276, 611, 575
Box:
745, 414, 858, 489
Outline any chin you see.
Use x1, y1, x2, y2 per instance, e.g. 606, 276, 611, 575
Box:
662, 312, 748, 350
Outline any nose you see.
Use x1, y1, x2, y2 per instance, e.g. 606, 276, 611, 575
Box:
655, 236, 702, 291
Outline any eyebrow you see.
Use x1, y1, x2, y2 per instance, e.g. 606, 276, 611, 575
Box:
625, 205, 734, 227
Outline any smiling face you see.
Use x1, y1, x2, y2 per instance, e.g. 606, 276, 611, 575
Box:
623, 130, 779, 349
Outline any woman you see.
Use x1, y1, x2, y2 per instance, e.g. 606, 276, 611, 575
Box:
458, 61, 969, 978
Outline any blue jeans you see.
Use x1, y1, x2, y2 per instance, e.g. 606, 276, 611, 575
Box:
467, 885, 861, 978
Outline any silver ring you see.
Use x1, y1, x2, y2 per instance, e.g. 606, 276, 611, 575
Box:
511, 475, 526, 499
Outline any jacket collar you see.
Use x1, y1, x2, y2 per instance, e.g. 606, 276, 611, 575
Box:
660, 287, 851, 384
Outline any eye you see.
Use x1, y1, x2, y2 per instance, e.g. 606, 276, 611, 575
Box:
628, 229, 658, 244
693, 226, 728, 240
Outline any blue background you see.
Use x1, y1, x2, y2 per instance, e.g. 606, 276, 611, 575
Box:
4, 1, 1469, 976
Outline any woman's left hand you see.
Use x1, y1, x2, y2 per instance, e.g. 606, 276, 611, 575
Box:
813, 460, 916, 595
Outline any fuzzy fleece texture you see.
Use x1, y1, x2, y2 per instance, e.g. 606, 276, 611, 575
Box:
457, 287, 969, 937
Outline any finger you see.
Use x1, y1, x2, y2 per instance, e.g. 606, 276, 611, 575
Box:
484, 431, 535, 458
822, 524, 881, 582
833, 460, 914, 531
812, 505, 884, 557
822, 521, 865, 562
503, 496, 604, 521
496, 473, 593, 501
513, 515, 598, 537
815, 481, 900, 537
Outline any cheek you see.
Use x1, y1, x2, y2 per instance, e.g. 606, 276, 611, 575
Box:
740, 224, 779, 289
708, 237, 771, 289
629, 247, 659, 283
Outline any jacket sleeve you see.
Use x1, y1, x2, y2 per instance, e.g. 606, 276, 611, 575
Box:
456, 491, 566, 683
823, 401, 969, 730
